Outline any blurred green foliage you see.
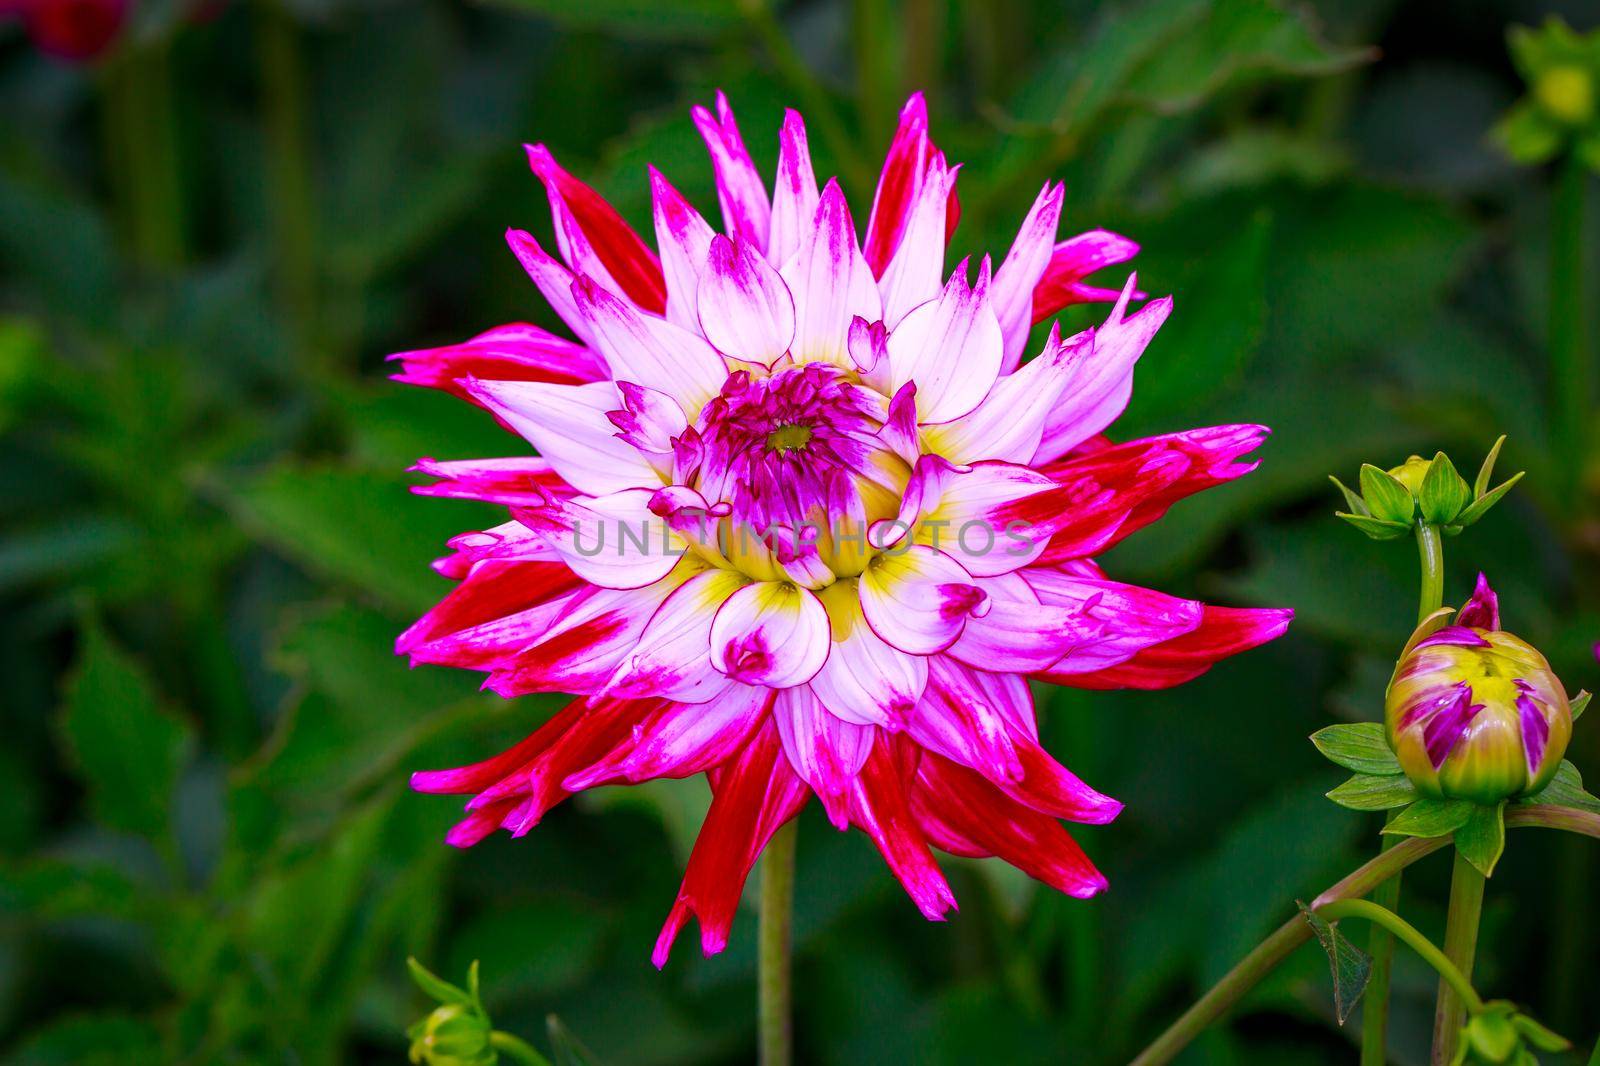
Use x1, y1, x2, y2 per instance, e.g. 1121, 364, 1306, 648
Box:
2, 0, 1598, 1062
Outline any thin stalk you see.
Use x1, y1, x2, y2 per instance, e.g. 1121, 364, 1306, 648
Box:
1431, 852, 1486, 1064
1550, 153, 1591, 502
1361, 521, 1447, 1062
490, 1031, 552, 1066
1130, 805, 1600, 1066
256, 0, 319, 369
759, 818, 798, 1066
1318, 900, 1484, 1015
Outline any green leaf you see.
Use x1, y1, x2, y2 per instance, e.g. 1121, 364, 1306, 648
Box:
1491, 101, 1563, 164
215, 463, 479, 613
1336, 512, 1412, 540
1328, 475, 1369, 515
1299, 902, 1372, 1025
1572, 690, 1590, 721
1327, 772, 1417, 810
1454, 471, 1524, 527
1510, 1012, 1572, 1052
57, 618, 193, 843
1418, 451, 1471, 523
407, 957, 472, 1007
1473, 435, 1507, 498
8, 1012, 163, 1066
1311, 723, 1401, 775
1382, 797, 1475, 838
1358, 463, 1415, 524
1517, 759, 1600, 814
1455, 801, 1507, 877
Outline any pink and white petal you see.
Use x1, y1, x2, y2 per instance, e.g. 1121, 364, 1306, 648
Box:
858, 545, 988, 656
514, 488, 683, 590
1034, 280, 1172, 462
409, 456, 574, 508
388, 322, 605, 406
650, 167, 719, 333
1032, 230, 1141, 324
563, 685, 772, 790
506, 229, 595, 345
876, 153, 959, 327
571, 276, 731, 413
896, 457, 1056, 577
653, 720, 810, 966
602, 567, 750, 702
525, 144, 667, 313
885, 258, 1002, 423
709, 580, 831, 687
482, 580, 680, 697
907, 654, 1025, 780
1022, 569, 1203, 674
1049, 605, 1293, 690
779, 181, 882, 366
696, 235, 796, 364
431, 519, 557, 580
845, 738, 958, 920
774, 686, 874, 827
768, 109, 821, 267
847, 315, 891, 392
923, 325, 1091, 465
607, 381, 689, 474
397, 558, 585, 670
991, 182, 1064, 372
809, 583, 927, 729
864, 93, 959, 278
465, 378, 659, 495
692, 91, 772, 254
912, 754, 1110, 898
945, 572, 1099, 672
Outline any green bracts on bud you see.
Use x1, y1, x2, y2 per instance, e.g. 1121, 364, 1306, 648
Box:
1331, 438, 1523, 541
406, 958, 505, 1066
1452, 1001, 1570, 1066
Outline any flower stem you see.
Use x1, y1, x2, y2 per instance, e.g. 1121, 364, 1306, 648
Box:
1431, 851, 1487, 1064
490, 1030, 552, 1066
1130, 805, 1600, 1066
759, 818, 798, 1066
1358, 521, 1447, 1062
1550, 152, 1591, 503
1318, 899, 1484, 1015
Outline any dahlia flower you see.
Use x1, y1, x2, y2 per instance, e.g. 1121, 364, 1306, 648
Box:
394, 92, 1291, 965
1387, 574, 1572, 804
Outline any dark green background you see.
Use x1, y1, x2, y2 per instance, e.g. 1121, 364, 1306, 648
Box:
3, 0, 1598, 1062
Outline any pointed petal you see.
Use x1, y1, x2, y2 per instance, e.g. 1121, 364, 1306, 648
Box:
650, 166, 719, 332
697, 235, 797, 364
886, 258, 1003, 423
388, 322, 605, 410
409, 456, 574, 508
1456, 573, 1500, 630
692, 91, 772, 253
506, 229, 596, 344
1021, 568, 1204, 675
779, 181, 882, 366
482, 580, 681, 697
1032, 230, 1141, 324
774, 686, 874, 827
652, 720, 809, 966
526, 143, 667, 313
602, 567, 749, 702
563, 686, 772, 789
864, 92, 958, 278
992, 182, 1063, 372
891, 456, 1056, 576
876, 153, 958, 327
571, 275, 730, 412
1049, 605, 1293, 690
769, 109, 821, 266
846, 738, 958, 920
464, 378, 659, 495
397, 558, 584, 670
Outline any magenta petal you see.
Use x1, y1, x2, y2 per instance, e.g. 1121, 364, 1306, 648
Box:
1456, 572, 1501, 631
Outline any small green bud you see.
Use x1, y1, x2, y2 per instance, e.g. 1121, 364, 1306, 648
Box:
1453, 1002, 1570, 1065
409, 1003, 497, 1066
1333, 440, 1523, 540
1534, 65, 1594, 124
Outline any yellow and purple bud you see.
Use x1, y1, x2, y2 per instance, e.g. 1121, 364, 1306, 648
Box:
1385, 575, 1572, 804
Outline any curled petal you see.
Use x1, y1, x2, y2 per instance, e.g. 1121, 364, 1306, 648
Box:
710, 580, 831, 687
697, 235, 797, 365
1031, 230, 1141, 323
1456, 572, 1500, 630
409, 457, 574, 509
859, 545, 988, 655
602, 567, 750, 702
388, 322, 604, 407
845, 738, 958, 920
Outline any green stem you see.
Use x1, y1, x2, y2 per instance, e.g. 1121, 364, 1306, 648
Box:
490, 1030, 552, 1066
1358, 520, 1447, 1062
759, 818, 798, 1066
1319, 900, 1484, 1015
1550, 153, 1591, 502
1432, 851, 1486, 1064
1415, 522, 1444, 624
1130, 805, 1600, 1066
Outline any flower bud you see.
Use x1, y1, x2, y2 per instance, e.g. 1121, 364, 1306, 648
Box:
1535, 65, 1595, 125
1386, 575, 1572, 804
1332, 439, 1523, 542
408, 1003, 496, 1066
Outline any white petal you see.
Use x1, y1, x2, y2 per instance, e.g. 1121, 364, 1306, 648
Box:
885, 258, 1003, 424
465, 379, 658, 495
697, 235, 796, 365
572, 275, 730, 413
709, 580, 830, 687
859, 545, 987, 656
779, 181, 881, 367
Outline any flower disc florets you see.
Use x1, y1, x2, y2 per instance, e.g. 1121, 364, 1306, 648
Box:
1386, 575, 1572, 804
